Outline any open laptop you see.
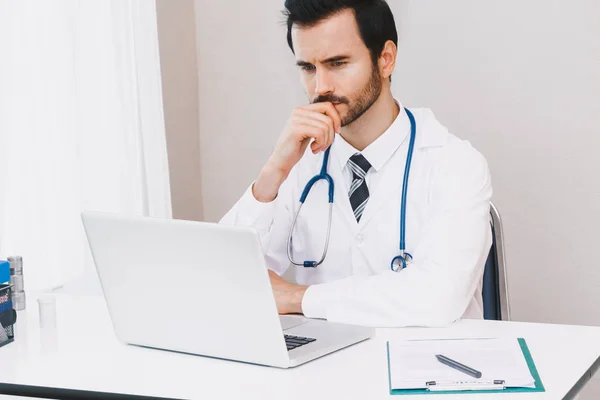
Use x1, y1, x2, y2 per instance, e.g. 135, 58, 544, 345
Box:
81, 212, 373, 368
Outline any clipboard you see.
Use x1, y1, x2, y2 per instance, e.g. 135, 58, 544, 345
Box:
386, 338, 545, 395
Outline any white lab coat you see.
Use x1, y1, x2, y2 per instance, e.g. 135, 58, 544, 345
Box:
221, 106, 492, 328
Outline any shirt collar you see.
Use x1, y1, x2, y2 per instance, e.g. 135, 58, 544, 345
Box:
333, 102, 410, 173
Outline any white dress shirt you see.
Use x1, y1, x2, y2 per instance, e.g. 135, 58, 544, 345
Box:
220, 105, 493, 327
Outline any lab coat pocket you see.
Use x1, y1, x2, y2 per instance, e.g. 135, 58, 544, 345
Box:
372, 216, 401, 273
290, 197, 330, 265
289, 211, 306, 262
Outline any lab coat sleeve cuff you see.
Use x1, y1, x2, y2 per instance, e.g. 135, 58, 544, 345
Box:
301, 283, 333, 320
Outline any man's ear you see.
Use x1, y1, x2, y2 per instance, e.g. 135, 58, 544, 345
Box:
379, 40, 397, 81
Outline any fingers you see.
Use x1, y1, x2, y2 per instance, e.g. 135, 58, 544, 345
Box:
284, 101, 341, 157
301, 102, 342, 134
291, 122, 329, 154
292, 109, 334, 153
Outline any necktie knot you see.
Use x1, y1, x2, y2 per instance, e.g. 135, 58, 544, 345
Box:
348, 153, 371, 179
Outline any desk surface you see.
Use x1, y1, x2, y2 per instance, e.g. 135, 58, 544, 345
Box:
1, 294, 599, 400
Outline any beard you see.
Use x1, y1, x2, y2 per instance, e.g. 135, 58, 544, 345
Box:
312, 64, 382, 127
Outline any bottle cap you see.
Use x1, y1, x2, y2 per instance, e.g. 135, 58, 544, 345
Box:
7, 256, 22, 274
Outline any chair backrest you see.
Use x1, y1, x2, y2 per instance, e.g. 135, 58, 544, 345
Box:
482, 202, 511, 320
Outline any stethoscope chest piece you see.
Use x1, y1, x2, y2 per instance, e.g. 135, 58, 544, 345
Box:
390, 252, 412, 272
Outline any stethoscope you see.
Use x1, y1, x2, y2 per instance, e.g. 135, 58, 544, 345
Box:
287, 108, 417, 272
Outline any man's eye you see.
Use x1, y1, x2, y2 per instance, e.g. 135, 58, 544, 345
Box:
302, 65, 316, 72
331, 61, 346, 67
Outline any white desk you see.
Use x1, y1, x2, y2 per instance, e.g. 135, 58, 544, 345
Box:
1, 294, 599, 400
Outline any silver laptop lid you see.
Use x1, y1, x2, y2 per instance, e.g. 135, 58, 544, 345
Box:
81, 212, 289, 367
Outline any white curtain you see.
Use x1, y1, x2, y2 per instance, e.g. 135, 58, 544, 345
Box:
0, 0, 172, 292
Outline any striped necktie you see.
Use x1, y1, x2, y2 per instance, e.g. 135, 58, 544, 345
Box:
348, 153, 372, 222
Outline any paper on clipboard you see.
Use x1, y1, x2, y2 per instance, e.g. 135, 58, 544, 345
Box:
388, 338, 535, 390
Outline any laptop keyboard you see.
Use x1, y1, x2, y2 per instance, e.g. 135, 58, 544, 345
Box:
284, 334, 316, 351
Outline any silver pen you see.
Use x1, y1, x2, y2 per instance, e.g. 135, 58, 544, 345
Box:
435, 354, 483, 378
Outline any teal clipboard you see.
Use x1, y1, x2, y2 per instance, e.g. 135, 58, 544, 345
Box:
387, 338, 545, 395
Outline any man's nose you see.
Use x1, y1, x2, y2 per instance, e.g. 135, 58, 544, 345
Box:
314, 68, 334, 97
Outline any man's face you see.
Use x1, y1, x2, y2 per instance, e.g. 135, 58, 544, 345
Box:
292, 9, 382, 127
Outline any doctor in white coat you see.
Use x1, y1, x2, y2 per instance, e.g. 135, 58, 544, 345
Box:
221, 0, 492, 327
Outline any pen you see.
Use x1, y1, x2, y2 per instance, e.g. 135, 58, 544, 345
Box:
435, 354, 482, 379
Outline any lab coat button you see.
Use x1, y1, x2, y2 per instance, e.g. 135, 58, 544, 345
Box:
356, 234, 364, 245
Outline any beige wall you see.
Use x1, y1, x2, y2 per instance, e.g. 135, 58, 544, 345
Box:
156, 0, 204, 221
194, 1, 600, 397
195, 0, 306, 222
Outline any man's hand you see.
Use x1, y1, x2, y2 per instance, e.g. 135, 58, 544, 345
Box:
252, 103, 342, 203
268, 270, 308, 315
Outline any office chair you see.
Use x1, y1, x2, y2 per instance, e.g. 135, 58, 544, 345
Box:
482, 202, 511, 321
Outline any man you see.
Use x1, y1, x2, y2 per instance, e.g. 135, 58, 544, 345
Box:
221, 0, 492, 327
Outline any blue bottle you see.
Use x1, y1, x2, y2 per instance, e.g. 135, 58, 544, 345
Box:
0, 260, 12, 315
0, 260, 14, 345
0, 260, 9, 285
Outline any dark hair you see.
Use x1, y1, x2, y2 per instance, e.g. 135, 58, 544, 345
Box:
283, 0, 398, 66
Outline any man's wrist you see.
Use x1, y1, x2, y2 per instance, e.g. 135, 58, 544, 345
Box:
292, 285, 309, 314
253, 161, 288, 203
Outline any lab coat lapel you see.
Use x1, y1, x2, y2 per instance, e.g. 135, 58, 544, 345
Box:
358, 108, 449, 230
357, 143, 408, 229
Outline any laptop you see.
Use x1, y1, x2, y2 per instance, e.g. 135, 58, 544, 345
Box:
81, 212, 373, 368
